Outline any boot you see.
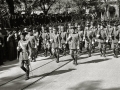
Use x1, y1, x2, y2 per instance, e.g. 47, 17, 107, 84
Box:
25, 70, 29, 80
100, 48, 103, 56
25, 66, 30, 80
88, 48, 91, 57
49, 49, 53, 57
63, 49, 66, 56
71, 55, 75, 64
45, 49, 48, 57
56, 54, 59, 63
103, 49, 106, 57
21, 66, 26, 72
114, 49, 118, 58
74, 55, 78, 65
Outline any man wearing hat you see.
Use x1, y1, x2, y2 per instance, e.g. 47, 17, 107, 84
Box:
33, 28, 39, 57
17, 32, 31, 80
42, 26, 49, 57
48, 26, 53, 57
84, 24, 94, 57
26, 29, 37, 62
111, 24, 120, 58
77, 25, 84, 53
59, 25, 67, 56
66, 26, 79, 65
50, 27, 60, 63
97, 25, 107, 57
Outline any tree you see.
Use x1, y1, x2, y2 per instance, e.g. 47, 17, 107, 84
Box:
6, 0, 14, 14
118, 0, 120, 17
103, 0, 110, 20
32, 0, 57, 15
73, 0, 87, 14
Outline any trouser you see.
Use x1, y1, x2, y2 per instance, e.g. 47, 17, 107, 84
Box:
85, 41, 92, 57
52, 48, 59, 63
113, 43, 118, 58
20, 60, 30, 78
79, 41, 83, 53
29, 48, 36, 61
99, 42, 106, 57
70, 49, 78, 65
61, 44, 66, 55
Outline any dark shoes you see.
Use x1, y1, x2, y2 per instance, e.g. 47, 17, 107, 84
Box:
25, 77, 29, 80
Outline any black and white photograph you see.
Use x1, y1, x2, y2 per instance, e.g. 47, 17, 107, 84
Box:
0, 0, 120, 90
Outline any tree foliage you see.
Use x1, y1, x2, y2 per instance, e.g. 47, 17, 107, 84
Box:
32, 0, 57, 15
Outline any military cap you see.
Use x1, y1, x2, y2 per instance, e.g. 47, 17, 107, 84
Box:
27, 29, 32, 32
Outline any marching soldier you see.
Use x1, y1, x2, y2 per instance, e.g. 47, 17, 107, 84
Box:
77, 25, 84, 53
26, 29, 37, 62
109, 24, 114, 50
17, 33, 31, 80
111, 24, 120, 58
42, 26, 49, 57
48, 26, 53, 57
60, 25, 67, 55
84, 24, 94, 57
97, 25, 107, 57
33, 28, 39, 57
50, 27, 60, 63
66, 26, 79, 65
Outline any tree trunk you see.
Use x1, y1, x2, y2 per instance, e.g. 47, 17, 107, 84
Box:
6, 0, 14, 15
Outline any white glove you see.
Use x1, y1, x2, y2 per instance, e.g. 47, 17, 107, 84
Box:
35, 45, 37, 49
17, 47, 20, 51
106, 40, 108, 43
96, 34, 100, 38
118, 41, 120, 43
95, 39, 97, 42
92, 41, 94, 44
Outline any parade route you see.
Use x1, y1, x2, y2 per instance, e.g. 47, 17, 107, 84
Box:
0, 50, 120, 90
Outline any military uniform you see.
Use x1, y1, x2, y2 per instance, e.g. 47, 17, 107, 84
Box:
84, 26, 94, 57
97, 26, 107, 57
50, 28, 60, 63
111, 26, 120, 58
33, 30, 39, 57
42, 31, 49, 57
26, 31, 37, 62
67, 27, 79, 65
78, 26, 84, 53
60, 27, 67, 55
17, 37, 31, 80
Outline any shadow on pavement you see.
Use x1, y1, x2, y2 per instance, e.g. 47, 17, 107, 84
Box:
30, 68, 76, 79
68, 80, 120, 90
0, 60, 18, 71
79, 58, 111, 65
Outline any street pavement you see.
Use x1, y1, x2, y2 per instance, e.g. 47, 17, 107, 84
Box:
0, 50, 120, 90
